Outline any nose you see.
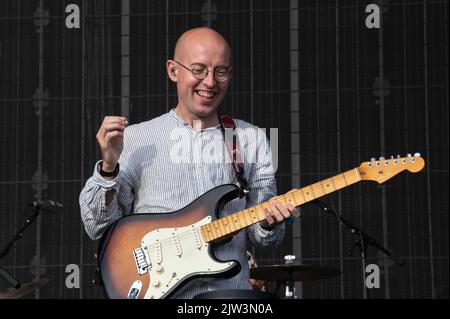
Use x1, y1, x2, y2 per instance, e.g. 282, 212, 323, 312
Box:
202, 70, 216, 88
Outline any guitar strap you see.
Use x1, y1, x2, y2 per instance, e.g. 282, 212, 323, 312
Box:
219, 115, 250, 199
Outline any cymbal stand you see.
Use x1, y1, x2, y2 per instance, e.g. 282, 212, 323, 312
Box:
284, 255, 296, 299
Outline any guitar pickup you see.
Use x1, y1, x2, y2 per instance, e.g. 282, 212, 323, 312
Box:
133, 247, 152, 275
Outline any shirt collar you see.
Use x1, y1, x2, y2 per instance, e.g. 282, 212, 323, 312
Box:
169, 108, 221, 131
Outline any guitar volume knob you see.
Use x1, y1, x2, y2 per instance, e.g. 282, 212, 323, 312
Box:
155, 264, 164, 273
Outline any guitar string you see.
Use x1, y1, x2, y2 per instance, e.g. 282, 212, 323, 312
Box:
139, 170, 362, 251
138, 157, 415, 254
145, 170, 360, 249
132, 159, 416, 266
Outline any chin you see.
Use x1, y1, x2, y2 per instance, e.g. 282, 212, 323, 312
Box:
193, 105, 218, 117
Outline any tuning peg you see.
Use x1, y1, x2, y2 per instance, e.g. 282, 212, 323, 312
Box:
371, 157, 376, 161
414, 152, 421, 157
379, 156, 385, 160
390, 156, 394, 159
407, 153, 412, 157
397, 154, 401, 158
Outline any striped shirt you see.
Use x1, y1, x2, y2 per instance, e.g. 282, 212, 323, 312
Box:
79, 109, 285, 299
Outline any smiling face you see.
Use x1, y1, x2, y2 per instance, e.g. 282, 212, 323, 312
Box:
167, 28, 232, 124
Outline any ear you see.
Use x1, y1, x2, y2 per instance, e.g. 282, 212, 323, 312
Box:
166, 60, 177, 82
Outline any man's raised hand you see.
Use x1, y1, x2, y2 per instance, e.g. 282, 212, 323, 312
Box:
96, 116, 128, 171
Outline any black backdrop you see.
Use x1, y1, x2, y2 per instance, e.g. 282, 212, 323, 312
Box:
0, 0, 448, 299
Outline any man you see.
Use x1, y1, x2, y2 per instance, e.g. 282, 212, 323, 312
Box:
79, 27, 299, 298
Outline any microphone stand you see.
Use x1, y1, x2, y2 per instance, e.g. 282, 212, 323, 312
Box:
0, 205, 41, 289
311, 199, 404, 299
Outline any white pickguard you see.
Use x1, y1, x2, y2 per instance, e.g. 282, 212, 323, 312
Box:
137, 216, 234, 299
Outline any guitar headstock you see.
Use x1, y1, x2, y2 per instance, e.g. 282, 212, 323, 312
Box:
358, 153, 425, 184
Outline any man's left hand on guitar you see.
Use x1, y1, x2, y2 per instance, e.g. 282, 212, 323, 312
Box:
260, 189, 300, 230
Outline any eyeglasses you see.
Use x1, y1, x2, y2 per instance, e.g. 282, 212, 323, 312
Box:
175, 60, 232, 82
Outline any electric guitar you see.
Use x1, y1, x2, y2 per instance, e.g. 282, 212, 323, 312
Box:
97, 153, 425, 299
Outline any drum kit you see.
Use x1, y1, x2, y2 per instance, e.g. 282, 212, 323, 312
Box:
1, 264, 339, 299
0, 264, 340, 299
195, 260, 341, 299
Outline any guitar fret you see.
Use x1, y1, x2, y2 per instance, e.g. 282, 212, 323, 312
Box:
212, 221, 221, 238
199, 226, 206, 242
353, 168, 362, 181
260, 202, 271, 218
241, 210, 250, 227
293, 194, 302, 206
249, 207, 259, 223
259, 202, 268, 212
217, 219, 226, 236
240, 211, 247, 227
234, 211, 241, 227
341, 172, 349, 186
232, 213, 241, 230
226, 215, 235, 232
299, 188, 307, 204
217, 218, 226, 236
291, 193, 298, 206
330, 176, 337, 191
224, 216, 232, 233
312, 183, 322, 197
204, 224, 213, 241
207, 225, 213, 242
214, 222, 221, 239
225, 215, 235, 232
320, 181, 327, 195
283, 194, 294, 207
202, 225, 211, 242
220, 217, 229, 234
303, 187, 313, 202
310, 185, 316, 199
236, 211, 244, 227
257, 206, 266, 221
327, 178, 335, 193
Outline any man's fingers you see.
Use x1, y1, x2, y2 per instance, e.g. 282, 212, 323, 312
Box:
287, 203, 301, 217
269, 202, 301, 222
270, 203, 286, 223
103, 123, 126, 133
104, 130, 123, 142
97, 117, 127, 141
104, 116, 128, 124
264, 208, 275, 225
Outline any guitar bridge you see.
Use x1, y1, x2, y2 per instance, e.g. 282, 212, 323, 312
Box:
133, 247, 151, 275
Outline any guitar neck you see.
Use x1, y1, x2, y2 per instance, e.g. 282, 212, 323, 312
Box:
200, 168, 362, 242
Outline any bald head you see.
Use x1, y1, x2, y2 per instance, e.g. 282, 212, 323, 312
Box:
174, 27, 231, 63
167, 28, 232, 127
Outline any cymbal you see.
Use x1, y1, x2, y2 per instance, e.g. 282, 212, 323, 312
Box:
0, 279, 49, 299
250, 264, 341, 281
